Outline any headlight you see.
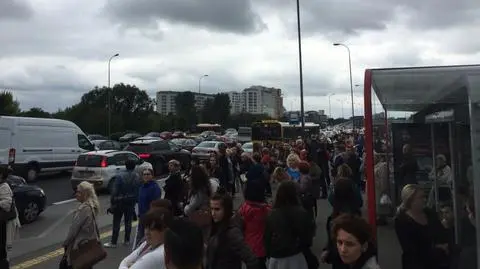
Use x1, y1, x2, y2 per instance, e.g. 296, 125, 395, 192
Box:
39, 189, 45, 196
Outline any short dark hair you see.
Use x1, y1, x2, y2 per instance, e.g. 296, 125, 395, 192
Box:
332, 214, 372, 245
164, 219, 204, 269
252, 152, 262, 163
125, 159, 136, 171
273, 181, 300, 208
141, 207, 172, 232
150, 199, 173, 211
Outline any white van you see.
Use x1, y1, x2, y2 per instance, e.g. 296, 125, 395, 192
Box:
0, 116, 95, 181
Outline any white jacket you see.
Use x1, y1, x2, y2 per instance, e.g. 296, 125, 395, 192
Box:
119, 241, 166, 269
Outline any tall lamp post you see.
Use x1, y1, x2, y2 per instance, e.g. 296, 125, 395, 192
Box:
328, 93, 334, 119
296, 0, 306, 136
198, 74, 208, 93
333, 43, 355, 129
107, 53, 119, 138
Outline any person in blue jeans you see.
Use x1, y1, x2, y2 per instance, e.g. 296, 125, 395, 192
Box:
133, 168, 161, 250
104, 160, 140, 248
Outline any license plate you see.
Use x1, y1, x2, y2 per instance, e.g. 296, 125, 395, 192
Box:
78, 171, 95, 178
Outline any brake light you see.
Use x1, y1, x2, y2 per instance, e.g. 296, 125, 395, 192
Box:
139, 153, 151, 159
100, 157, 108, 168
8, 148, 15, 164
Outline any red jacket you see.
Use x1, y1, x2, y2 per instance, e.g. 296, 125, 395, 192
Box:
238, 201, 271, 257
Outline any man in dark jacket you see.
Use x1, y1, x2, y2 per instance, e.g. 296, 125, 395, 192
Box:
105, 160, 140, 248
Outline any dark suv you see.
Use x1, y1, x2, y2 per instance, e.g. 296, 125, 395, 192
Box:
124, 139, 191, 176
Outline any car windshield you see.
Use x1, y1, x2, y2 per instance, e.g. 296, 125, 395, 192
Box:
125, 144, 152, 153
197, 142, 217, 148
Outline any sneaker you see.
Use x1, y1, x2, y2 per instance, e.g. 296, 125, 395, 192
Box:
103, 242, 117, 248
123, 241, 130, 246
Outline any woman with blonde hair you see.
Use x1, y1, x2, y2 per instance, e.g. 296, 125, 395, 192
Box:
62, 181, 103, 269
286, 153, 301, 182
336, 164, 353, 181
394, 184, 449, 269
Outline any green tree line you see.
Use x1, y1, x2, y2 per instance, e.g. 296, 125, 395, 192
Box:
0, 85, 272, 135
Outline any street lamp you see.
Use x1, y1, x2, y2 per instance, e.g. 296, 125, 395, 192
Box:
107, 53, 119, 138
198, 74, 208, 93
333, 43, 355, 129
296, 0, 306, 136
328, 93, 334, 119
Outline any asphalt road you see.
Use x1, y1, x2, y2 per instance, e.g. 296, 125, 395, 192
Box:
10, 189, 402, 269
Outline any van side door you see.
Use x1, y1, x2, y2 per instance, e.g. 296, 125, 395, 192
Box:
0, 128, 12, 165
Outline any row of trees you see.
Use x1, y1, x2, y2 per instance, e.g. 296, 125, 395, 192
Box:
0, 85, 273, 135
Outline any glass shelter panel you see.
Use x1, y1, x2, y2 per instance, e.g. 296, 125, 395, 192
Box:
365, 67, 478, 269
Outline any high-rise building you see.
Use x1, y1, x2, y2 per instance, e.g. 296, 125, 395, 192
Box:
156, 86, 284, 118
227, 91, 244, 114
243, 86, 283, 118
156, 91, 214, 115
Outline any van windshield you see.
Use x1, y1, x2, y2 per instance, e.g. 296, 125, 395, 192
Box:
76, 155, 103, 167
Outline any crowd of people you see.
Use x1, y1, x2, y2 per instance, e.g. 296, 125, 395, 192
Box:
48, 132, 383, 269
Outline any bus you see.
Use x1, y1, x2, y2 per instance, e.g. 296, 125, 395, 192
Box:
194, 123, 222, 134
251, 120, 320, 143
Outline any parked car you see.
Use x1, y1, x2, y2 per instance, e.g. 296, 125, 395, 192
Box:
159, 132, 173, 140
119, 133, 142, 143
124, 139, 191, 176
7, 174, 47, 224
191, 141, 226, 160
171, 131, 186, 139
92, 140, 122, 150
242, 142, 253, 153
144, 132, 162, 138
0, 116, 95, 182
70, 150, 153, 193
88, 134, 107, 141
170, 138, 197, 152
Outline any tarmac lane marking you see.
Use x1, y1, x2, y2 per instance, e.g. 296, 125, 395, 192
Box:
12, 221, 139, 269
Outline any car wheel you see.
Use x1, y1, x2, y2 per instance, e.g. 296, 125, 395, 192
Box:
26, 165, 39, 182
20, 201, 40, 224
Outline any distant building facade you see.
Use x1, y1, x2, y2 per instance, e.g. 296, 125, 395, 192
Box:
156, 91, 213, 115
156, 85, 283, 118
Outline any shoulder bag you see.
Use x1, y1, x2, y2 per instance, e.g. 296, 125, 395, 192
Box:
70, 206, 107, 269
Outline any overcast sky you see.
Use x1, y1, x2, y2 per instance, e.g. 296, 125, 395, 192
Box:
1, 0, 479, 118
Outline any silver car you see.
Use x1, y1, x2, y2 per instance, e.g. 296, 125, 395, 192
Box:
70, 150, 153, 192
191, 141, 226, 160
242, 142, 253, 153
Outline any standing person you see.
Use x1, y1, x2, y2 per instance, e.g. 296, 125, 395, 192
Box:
133, 168, 162, 250
62, 181, 103, 269
118, 207, 172, 269
0, 165, 14, 268
163, 160, 185, 217
237, 180, 272, 269
264, 181, 313, 269
306, 155, 322, 219
164, 218, 204, 269
105, 160, 140, 248
206, 190, 259, 269
217, 143, 234, 194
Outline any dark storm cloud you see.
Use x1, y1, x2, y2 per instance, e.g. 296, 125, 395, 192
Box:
103, 0, 267, 35
0, 0, 33, 20
259, 0, 480, 36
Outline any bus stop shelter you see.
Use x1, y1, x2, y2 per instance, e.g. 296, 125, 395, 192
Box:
363, 65, 480, 265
